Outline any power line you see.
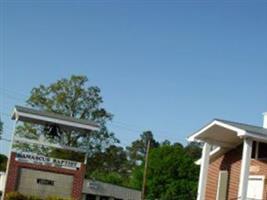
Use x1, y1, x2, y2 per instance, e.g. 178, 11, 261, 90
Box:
0, 89, 175, 136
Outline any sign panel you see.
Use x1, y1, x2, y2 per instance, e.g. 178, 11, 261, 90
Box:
37, 178, 55, 186
15, 152, 81, 170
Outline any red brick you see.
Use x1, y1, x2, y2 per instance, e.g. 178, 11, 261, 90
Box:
4, 152, 85, 200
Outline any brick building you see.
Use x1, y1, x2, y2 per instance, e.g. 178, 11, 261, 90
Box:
188, 114, 267, 200
2, 106, 97, 200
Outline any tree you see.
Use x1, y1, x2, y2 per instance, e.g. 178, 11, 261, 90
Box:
14, 75, 119, 160
0, 154, 7, 171
86, 145, 129, 175
85, 145, 130, 186
184, 142, 202, 160
126, 131, 159, 168
130, 143, 199, 200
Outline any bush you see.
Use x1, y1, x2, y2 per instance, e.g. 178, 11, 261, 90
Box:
6, 192, 70, 200
6, 192, 27, 200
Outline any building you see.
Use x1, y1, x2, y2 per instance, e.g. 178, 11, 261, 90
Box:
188, 113, 267, 200
2, 106, 141, 200
0, 172, 140, 200
83, 179, 140, 200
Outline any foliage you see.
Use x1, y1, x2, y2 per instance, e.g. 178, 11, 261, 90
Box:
14, 75, 119, 160
184, 142, 202, 160
130, 143, 200, 200
6, 192, 27, 200
0, 153, 7, 171
90, 170, 126, 186
6, 192, 70, 200
86, 144, 130, 186
86, 145, 129, 176
126, 131, 159, 168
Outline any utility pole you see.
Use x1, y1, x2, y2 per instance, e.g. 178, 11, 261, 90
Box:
141, 139, 151, 200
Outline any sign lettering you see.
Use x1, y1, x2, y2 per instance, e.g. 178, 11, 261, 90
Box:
15, 152, 81, 170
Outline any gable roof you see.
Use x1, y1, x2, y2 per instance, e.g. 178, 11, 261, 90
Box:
12, 105, 99, 132
189, 118, 267, 165
214, 119, 267, 137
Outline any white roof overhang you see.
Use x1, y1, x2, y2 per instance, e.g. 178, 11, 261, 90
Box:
188, 120, 245, 148
11, 106, 99, 132
188, 120, 267, 165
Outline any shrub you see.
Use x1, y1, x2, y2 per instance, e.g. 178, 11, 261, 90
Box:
6, 192, 27, 200
6, 192, 70, 200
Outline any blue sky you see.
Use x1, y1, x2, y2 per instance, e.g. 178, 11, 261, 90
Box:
0, 0, 267, 155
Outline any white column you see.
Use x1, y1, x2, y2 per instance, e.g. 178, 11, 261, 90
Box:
197, 142, 211, 200
238, 138, 252, 200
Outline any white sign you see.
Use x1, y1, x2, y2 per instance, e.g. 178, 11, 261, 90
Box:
15, 152, 81, 170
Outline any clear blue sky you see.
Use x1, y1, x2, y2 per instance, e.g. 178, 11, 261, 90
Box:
0, 0, 267, 155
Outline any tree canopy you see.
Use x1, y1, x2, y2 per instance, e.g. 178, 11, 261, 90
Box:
130, 143, 200, 200
15, 75, 119, 160
126, 131, 159, 168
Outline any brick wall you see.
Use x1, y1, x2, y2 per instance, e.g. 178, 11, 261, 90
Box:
205, 145, 267, 200
4, 152, 85, 200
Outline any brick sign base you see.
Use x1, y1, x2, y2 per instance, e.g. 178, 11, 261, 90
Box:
4, 152, 85, 200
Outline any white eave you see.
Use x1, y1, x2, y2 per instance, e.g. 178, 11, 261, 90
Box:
11, 105, 100, 132
188, 119, 267, 165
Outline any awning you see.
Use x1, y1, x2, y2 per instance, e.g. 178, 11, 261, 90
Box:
11, 105, 99, 132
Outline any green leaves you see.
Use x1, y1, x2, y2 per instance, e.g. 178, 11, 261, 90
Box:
0, 154, 7, 171
130, 142, 201, 200
15, 75, 118, 157
126, 131, 159, 168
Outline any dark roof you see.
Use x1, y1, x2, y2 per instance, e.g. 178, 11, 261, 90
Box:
13, 105, 99, 129
215, 118, 267, 136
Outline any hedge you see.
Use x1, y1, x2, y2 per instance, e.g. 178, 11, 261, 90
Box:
6, 192, 71, 200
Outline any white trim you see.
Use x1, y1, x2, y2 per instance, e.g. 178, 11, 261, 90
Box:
247, 175, 265, 200
239, 131, 267, 142
238, 138, 253, 200
195, 147, 221, 165
14, 110, 99, 132
197, 142, 211, 200
216, 170, 228, 200
13, 137, 87, 153
203, 139, 237, 148
188, 120, 246, 142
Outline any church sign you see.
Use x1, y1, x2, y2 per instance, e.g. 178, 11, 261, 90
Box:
15, 152, 81, 170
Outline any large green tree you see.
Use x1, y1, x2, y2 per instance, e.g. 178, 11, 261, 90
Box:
15, 75, 119, 160
130, 142, 200, 200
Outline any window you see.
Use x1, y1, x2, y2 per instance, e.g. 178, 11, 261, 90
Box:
86, 194, 97, 200
36, 178, 54, 186
251, 142, 267, 159
216, 171, 228, 200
